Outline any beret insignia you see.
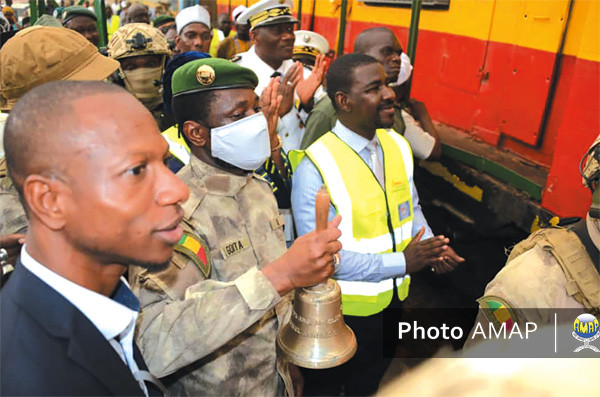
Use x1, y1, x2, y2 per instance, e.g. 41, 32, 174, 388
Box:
196, 65, 215, 86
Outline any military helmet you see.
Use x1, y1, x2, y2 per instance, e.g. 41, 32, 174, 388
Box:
108, 23, 170, 60
580, 133, 600, 191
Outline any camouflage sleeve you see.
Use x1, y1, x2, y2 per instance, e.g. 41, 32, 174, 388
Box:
134, 265, 283, 378
0, 181, 27, 235
300, 99, 336, 150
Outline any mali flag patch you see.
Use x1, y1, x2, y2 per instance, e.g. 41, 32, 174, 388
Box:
477, 296, 518, 332
175, 232, 211, 278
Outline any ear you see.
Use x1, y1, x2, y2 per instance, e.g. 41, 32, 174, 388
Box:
250, 29, 257, 42
22, 175, 69, 231
335, 91, 351, 113
182, 120, 209, 148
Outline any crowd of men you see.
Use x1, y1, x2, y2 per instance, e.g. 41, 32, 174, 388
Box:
0, 0, 599, 395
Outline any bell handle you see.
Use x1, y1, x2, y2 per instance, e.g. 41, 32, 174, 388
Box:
308, 185, 331, 291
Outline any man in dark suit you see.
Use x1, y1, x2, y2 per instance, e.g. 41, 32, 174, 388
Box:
0, 81, 189, 396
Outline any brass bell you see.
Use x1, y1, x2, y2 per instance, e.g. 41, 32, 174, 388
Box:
277, 280, 357, 369
277, 186, 357, 368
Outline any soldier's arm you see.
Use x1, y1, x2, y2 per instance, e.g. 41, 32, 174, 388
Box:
300, 101, 335, 150
135, 265, 283, 378
0, 181, 28, 235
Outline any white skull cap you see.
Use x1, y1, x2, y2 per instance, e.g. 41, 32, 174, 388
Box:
176, 5, 211, 35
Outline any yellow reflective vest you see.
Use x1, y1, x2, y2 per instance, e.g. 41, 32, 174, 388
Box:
299, 129, 415, 316
162, 125, 191, 166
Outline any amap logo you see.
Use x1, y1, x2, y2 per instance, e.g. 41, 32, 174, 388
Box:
572, 313, 600, 353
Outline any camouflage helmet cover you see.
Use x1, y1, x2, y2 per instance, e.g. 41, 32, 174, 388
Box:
581, 133, 600, 191
108, 23, 171, 60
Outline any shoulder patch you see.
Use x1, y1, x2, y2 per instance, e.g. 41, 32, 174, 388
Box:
174, 232, 211, 278
477, 295, 519, 332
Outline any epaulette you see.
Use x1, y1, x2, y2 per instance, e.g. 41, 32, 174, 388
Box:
181, 187, 207, 220
230, 54, 241, 63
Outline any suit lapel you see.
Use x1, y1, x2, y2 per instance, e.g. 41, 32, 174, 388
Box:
11, 263, 146, 396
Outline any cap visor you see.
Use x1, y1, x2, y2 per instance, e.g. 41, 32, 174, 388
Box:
66, 52, 120, 81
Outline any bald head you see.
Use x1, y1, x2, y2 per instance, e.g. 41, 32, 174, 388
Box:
353, 27, 395, 52
4, 80, 189, 283
353, 27, 403, 82
126, 3, 150, 24
4, 81, 134, 199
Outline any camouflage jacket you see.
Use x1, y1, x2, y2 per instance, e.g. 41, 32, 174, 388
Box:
0, 157, 27, 235
466, 225, 599, 347
131, 155, 293, 397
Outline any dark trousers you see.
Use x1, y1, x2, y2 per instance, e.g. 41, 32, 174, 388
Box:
301, 301, 401, 396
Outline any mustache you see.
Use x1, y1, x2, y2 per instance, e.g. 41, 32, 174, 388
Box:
379, 99, 394, 109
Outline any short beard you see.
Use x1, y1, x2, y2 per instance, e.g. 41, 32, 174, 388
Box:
376, 116, 395, 129
72, 238, 171, 273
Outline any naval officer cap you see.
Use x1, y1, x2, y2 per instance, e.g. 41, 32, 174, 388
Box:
236, 0, 298, 30
175, 5, 211, 35
293, 30, 329, 58
172, 58, 259, 98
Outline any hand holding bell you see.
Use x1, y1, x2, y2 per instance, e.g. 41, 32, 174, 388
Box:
277, 186, 357, 369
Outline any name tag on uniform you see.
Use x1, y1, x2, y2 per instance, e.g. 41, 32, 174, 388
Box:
220, 237, 250, 259
398, 201, 411, 221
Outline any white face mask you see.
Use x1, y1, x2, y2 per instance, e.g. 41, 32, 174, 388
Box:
390, 52, 413, 87
211, 112, 271, 171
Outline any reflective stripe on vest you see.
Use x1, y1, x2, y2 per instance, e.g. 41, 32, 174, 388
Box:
305, 129, 414, 316
162, 125, 191, 166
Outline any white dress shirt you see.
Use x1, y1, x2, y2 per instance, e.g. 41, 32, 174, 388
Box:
236, 45, 306, 151
20, 247, 148, 396
291, 120, 435, 282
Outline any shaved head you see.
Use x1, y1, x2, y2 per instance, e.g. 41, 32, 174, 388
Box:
353, 27, 395, 53
5, 80, 189, 275
353, 27, 403, 82
4, 81, 128, 202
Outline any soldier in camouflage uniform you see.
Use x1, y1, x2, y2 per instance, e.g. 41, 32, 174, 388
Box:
0, 158, 25, 235
468, 133, 600, 340
130, 58, 343, 396
108, 23, 171, 130
0, 27, 119, 236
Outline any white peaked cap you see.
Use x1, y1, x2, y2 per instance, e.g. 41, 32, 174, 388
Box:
232, 5, 246, 22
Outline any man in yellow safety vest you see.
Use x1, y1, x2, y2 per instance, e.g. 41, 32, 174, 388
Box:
291, 53, 464, 395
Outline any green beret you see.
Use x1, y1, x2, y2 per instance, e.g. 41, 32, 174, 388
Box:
153, 14, 175, 28
34, 14, 62, 27
61, 6, 97, 24
172, 58, 258, 98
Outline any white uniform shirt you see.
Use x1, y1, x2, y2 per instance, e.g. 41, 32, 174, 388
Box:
401, 109, 436, 160
236, 45, 306, 152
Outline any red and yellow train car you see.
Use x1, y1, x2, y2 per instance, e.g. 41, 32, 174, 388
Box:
220, 0, 598, 233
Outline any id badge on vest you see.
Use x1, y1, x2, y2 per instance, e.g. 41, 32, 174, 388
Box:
398, 200, 411, 221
